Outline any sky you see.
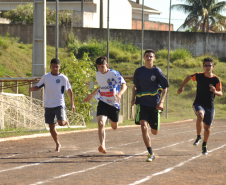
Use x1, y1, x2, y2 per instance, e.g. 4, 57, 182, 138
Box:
130, 0, 226, 31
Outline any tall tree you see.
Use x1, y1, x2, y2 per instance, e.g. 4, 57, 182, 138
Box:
172, 0, 226, 32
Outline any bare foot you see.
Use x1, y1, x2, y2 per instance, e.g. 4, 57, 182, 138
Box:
55, 143, 61, 152
98, 145, 107, 154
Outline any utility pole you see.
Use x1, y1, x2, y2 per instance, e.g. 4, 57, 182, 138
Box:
55, 0, 59, 59
166, 0, 172, 118
141, 0, 144, 66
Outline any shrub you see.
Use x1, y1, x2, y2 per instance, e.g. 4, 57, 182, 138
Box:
0, 37, 9, 49
60, 53, 97, 122
171, 48, 192, 61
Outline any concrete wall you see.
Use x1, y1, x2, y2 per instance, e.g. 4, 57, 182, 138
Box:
1, 24, 226, 57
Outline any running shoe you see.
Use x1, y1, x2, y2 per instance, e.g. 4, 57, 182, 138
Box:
193, 138, 202, 146
202, 145, 208, 155
146, 153, 155, 162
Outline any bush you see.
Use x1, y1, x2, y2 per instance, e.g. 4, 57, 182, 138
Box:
171, 48, 192, 61
0, 37, 9, 49
77, 44, 102, 59
156, 49, 170, 59
60, 53, 97, 122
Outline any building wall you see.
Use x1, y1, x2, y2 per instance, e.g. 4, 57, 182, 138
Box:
103, 0, 132, 29
132, 12, 149, 21
132, 19, 173, 31
1, 24, 226, 57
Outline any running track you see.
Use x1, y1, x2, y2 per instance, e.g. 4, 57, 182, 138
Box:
0, 119, 225, 185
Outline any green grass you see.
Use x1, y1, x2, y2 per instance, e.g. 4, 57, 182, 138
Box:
0, 35, 226, 138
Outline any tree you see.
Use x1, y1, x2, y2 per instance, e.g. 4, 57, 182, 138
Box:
172, 0, 226, 32
4, 3, 80, 26
60, 54, 97, 122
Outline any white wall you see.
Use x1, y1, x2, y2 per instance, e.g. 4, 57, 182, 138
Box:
103, 0, 132, 29
90, 0, 100, 28
0, 0, 134, 29
0, 17, 10, 24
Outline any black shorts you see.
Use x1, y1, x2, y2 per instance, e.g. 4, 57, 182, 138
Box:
135, 104, 162, 130
97, 100, 120, 122
45, 106, 66, 124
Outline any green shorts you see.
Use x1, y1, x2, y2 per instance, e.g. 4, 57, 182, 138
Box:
135, 104, 162, 130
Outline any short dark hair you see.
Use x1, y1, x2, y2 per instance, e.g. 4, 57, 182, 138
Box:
203, 57, 214, 65
96, 56, 107, 65
144, 49, 155, 56
51, 58, 60, 65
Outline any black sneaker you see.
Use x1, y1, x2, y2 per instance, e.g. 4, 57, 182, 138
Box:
193, 138, 202, 146
202, 145, 208, 155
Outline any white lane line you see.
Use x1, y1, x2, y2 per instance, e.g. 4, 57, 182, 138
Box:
135, 130, 195, 136
28, 139, 193, 185
128, 144, 226, 185
161, 126, 191, 131
1, 129, 225, 175
0, 139, 96, 159
0, 119, 194, 143
0, 141, 139, 174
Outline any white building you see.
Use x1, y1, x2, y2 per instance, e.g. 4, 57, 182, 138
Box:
0, 0, 164, 30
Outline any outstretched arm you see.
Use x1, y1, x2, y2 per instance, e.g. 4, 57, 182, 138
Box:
29, 86, 41, 92
68, 89, 75, 113
131, 85, 137, 106
177, 76, 192, 94
115, 83, 127, 102
84, 87, 100, 102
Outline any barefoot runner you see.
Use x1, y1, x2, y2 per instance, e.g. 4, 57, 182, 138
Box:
84, 56, 127, 154
30, 58, 75, 152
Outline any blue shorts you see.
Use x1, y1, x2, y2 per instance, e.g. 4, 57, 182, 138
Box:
192, 102, 215, 126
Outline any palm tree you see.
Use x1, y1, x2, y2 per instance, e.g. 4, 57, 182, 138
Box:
172, 0, 226, 32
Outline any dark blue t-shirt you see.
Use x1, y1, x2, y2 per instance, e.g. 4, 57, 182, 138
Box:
133, 66, 169, 108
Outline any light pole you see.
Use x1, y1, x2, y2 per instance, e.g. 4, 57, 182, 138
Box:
141, 0, 144, 66
55, 0, 59, 59
166, 0, 172, 118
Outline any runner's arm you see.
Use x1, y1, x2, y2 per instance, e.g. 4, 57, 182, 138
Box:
29, 86, 41, 92
209, 84, 223, 96
68, 89, 75, 113
84, 87, 100, 102
156, 88, 168, 110
131, 85, 137, 106
115, 83, 127, 102
177, 75, 192, 94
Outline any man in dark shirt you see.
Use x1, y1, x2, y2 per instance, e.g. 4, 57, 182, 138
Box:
178, 57, 222, 155
131, 49, 169, 162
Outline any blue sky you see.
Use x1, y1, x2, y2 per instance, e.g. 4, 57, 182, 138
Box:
130, 0, 226, 31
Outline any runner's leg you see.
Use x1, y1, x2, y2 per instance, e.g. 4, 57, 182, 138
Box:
97, 115, 108, 153
203, 123, 211, 142
151, 129, 158, 135
196, 110, 204, 135
49, 124, 61, 152
110, 120, 118, 130
140, 120, 151, 148
57, 120, 68, 126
